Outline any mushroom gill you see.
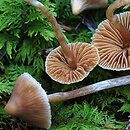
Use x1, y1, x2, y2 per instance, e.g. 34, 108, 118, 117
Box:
46, 43, 99, 84
92, 0, 130, 70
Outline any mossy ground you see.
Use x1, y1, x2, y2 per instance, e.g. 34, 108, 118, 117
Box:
0, 0, 130, 129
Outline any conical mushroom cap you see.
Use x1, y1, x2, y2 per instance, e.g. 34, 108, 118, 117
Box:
71, 0, 108, 15
4, 73, 51, 129
45, 42, 99, 84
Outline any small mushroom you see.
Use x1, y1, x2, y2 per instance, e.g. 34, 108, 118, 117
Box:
4, 73, 130, 128
25, 0, 99, 84
71, 0, 108, 15
92, 0, 130, 70
4, 73, 51, 129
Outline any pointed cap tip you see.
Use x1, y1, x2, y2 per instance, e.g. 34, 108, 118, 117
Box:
4, 99, 17, 116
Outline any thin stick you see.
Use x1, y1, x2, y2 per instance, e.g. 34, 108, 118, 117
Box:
48, 75, 130, 102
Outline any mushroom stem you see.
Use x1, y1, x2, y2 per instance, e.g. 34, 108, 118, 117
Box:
48, 75, 130, 102
25, 0, 76, 69
106, 0, 130, 49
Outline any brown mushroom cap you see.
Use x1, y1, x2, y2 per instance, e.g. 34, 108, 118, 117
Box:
4, 73, 51, 129
45, 42, 99, 84
71, 0, 108, 15
92, 12, 130, 70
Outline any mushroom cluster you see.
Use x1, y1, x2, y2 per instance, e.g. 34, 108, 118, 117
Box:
4, 73, 130, 129
4, 0, 130, 129
92, 0, 130, 70
25, 0, 99, 84
71, 0, 108, 15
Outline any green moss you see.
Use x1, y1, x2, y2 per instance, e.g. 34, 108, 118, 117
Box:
0, 0, 130, 129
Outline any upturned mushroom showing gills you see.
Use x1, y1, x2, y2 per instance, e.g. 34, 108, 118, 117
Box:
25, 0, 99, 84
4, 73, 130, 129
92, 0, 130, 71
71, 0, 108, 15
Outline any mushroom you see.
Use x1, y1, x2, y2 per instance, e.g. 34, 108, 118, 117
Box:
92, 0, 130, 70
4, 73, 130, 128
4, 73, 51, 129
25, 0, 99, 84
71, 0, 108, 15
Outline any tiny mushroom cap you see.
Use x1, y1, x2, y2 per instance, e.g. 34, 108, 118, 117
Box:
71, 0, 108, 15
92, 0, 130, 71
45, 42, 99, 84
25, 0, 99, 84
4, 73, 51, 129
